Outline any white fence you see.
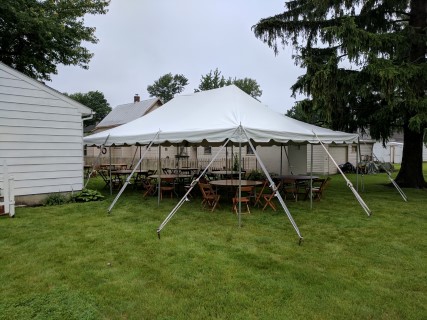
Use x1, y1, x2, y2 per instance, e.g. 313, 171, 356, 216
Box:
85, 156, 260, 173
0, 162, 15, 217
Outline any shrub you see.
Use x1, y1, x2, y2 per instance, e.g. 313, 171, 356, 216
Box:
246, 169, 265, 180
72, 189, 104, 202
44, 193, 69, 206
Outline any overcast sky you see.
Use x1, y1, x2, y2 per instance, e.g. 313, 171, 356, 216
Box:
49, 0, 305, 113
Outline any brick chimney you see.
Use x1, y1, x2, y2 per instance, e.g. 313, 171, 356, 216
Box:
134, 94, 140, 103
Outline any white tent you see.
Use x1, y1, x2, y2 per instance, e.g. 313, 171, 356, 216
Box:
84, 85, 359, 147
84, 85, 368, 242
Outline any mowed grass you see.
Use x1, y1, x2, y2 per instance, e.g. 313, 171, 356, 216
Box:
0, 167, 426, 319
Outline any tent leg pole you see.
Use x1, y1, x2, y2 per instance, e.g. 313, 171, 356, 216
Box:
313, 131, 371, 216
157, 132, 240, 237
84, 134, 110, 188
158, 144, 161, 206
109, 146, 112, 196
241, 127, 303, 243
107, 132, 161, 213
310, 144, 313, 210
238, 140, 242, 228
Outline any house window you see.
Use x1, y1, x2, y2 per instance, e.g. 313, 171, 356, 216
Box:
352, 146, 357, 153
246, 145, 255, 155
204, 146, 212, 155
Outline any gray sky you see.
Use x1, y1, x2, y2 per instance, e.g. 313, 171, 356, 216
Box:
49, 0, 304, 113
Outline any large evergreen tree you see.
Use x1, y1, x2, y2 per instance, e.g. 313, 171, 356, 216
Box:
0, 0, 109, 81
254, 0, 426, 188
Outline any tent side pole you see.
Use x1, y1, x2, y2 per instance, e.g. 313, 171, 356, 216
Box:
158, 144, 161, 206
84, 134, 110, 188
284, 146, 293, 175
280, 144, 283, 176
157, 133, 239, 237
107, 132, 161, 213
310, 144, 313, 210
109, 146, 112, 196
313, 132, 371, 216
363, 140, 408, 201
241, 128, 303, 243
238, 139, 242, 227
356, 139, 359, 192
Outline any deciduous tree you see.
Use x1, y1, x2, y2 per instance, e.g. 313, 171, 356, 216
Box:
67, 91, 111, 127
0, 0, 110, 81
196, 68, 262, 100
147, 73, 189, 103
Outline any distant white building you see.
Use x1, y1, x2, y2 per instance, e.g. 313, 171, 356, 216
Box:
371, 131, 427, 164
0, 62, 93, 205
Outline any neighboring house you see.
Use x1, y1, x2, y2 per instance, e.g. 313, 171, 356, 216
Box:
0, 62, 93, 205
85, 95, 163, 162
91, 95, 162, 133
371, 131, 427, 164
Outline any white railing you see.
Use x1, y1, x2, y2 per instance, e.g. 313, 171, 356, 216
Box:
0, 162, 15, 217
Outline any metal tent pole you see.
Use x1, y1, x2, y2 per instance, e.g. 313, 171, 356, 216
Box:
109, 146, 112, 196
107, 132, 160, 213
157, 132, 239, 238
313, 131, 371, 216
84, 134, 110, 188
241, 127, 303, 243
310, 144, 313, 210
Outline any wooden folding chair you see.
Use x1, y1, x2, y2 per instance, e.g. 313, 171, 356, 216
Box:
141, 179, 156, 198
232, 186, 254, 214
199, 183, 221, 212
253, 179, 269, 208
160, 177, 175, 199
262, 182, 282, 211
281, 178, 299, 201
305, 177, 331, 201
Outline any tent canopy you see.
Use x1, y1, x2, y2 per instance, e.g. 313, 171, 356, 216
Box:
84, 85, 359, 146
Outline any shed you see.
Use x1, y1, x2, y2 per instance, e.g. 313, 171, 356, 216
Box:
0, 62, 93, 205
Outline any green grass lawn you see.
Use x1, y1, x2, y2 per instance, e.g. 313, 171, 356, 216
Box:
1, 168, 426, 319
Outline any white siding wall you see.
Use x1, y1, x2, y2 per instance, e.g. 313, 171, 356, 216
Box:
0, 66, 85, 197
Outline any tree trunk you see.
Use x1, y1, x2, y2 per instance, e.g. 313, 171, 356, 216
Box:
395, 124, 426, 188
395, 0, 427, 188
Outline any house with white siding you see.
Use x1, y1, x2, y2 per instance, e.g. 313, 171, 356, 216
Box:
0, 62, 93, 205
256, 142, 374, 175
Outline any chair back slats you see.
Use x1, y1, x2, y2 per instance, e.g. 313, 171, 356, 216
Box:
199, 183, 221, 212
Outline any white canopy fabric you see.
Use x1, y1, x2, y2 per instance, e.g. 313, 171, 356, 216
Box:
84, 85, 359, 146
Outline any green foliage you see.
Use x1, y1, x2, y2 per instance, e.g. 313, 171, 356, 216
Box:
253, 0, 427, 187
232, 154, 239, 171
0, 0, 110, 81
196, 68, 263, 99
44, 193, 69, 206
246, 169, 265, 180
195, 68, 232, 92
72, 188, 104, 202
147, 73, 189, 103
232, 77, 262, 100
67, 90, 111, 127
